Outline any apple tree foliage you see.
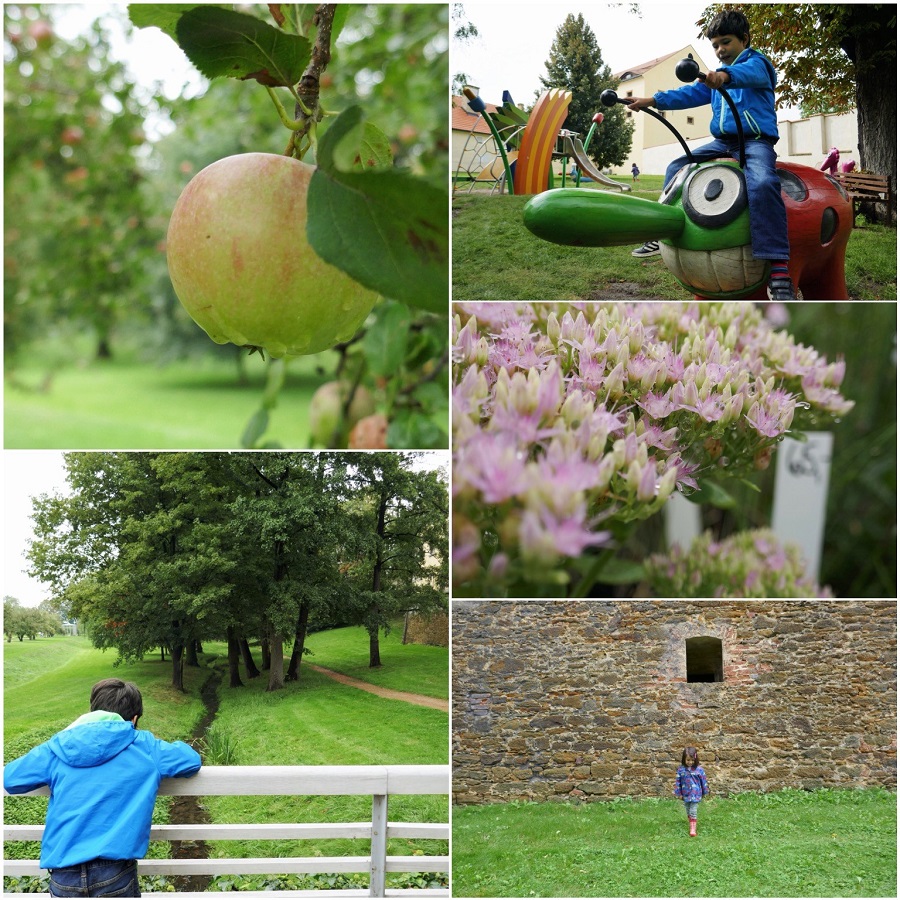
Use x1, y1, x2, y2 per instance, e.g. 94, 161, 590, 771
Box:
4, 4, 165, 365
129, 3, 450, 449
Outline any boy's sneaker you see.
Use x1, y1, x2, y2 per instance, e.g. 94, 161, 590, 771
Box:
766, 276, 797, 301
632, 240, 661, 258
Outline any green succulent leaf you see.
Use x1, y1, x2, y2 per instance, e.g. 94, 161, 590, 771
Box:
308, 106, 447, 314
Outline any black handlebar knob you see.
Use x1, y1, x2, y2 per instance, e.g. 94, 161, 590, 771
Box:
600, 89, 619, 107
675, 54, 701, 83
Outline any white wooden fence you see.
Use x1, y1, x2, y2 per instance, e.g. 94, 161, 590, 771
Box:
3, 765, 449, 899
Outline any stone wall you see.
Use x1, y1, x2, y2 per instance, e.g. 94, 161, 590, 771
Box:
452, 601, 896, 804
403, 609, 449, 647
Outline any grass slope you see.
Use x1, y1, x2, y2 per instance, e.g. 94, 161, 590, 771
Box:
452, 187, 896, 302
304, 623, 449, 698
452, 791, 897, 897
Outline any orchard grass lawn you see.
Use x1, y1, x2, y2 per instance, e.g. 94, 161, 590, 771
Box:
452, 185, 896, 301
4, 342, 332, 449
452, 790, 897, 897
4, 629, 448, 892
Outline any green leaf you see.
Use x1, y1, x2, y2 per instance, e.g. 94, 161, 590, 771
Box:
241, 408, 269, 448
175, 6, 311, 88
362, 302, 412, 377
387, 411, 445, 450
686, 479, 737, 509
592, 558, 647, 585
293, 4, 349, 43
128, 4, 200, 42
308, 106, 448, 314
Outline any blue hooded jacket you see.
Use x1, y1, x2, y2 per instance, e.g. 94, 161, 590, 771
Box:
3, 712, 201, 869
653, 47, 779, 142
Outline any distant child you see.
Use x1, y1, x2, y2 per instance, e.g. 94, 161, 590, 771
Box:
673, 746, 709, 836
631, 163, 640, 181
627, 9, 796, 301
4, 679, 201, 897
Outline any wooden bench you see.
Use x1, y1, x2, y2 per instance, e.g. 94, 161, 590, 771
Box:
835, 171, 893, 224
4, 765, 449, 899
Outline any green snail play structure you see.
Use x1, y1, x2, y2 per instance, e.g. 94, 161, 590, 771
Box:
455, 88, 629, 196
523, 56, 853, 301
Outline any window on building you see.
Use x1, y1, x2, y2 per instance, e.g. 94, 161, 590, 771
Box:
686, 636, 723, 682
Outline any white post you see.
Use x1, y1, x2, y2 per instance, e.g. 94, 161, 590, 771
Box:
369, 794, 388, 898
771, 432, 833, 581
664, 492, 703, 549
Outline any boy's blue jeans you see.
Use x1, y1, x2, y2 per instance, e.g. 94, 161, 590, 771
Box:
49, 859, 139, 898
684, 800, 700, 818
665, 137, 791, 261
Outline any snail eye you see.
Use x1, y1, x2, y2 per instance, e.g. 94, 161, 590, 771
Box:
660, 163, 696, 206
682, 164, 748, 227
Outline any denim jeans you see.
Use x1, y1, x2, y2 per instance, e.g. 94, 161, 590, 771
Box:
684, 800, 700, 819
665, 138, 791, 260
49, 859, 139, 898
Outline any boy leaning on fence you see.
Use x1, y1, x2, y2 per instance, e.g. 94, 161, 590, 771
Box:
4, 678, 201, 898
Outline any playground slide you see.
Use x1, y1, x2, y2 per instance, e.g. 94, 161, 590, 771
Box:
476, 151, 518, 182
563, 136, 631, 193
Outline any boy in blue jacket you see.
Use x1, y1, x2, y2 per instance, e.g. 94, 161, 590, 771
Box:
4, 678, 201, 897
628, 10, 796, 301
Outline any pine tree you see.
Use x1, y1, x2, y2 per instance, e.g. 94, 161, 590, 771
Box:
539, 13, 634, 170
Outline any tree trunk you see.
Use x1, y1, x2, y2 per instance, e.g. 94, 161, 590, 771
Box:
266, 630, 285, 692
845, 5, 896, 219
286, 600, 311, 681
171, 641, 185, 691
238, 638, 260, 678
160, 645, 167, 662
260, 636, 271, 670
226, 626, 244, 688
368, 626, 382, 668
368, 491, 388, 668
186, 641, 200, 667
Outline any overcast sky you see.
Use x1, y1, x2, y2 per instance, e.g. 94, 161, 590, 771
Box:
453, 3, 720, 105
4, 452, 70, 608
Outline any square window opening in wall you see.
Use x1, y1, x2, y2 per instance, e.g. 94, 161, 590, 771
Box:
686, 636, 723, 682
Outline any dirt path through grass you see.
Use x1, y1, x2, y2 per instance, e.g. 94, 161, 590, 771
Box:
307, 664, 448, 712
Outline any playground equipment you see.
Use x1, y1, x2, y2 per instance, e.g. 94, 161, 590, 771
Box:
455, 90, 630, 196
522, 56, 853, 301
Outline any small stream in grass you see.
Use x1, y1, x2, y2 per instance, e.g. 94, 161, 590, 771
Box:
167, 661, 224, 892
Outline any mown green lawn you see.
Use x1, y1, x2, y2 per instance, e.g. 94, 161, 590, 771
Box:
4, 348, 331, 449
452, 790, 897, 897
304, 622, 449, 698
452, 188, 897, 302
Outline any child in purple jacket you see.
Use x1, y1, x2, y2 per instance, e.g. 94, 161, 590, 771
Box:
673, 746, 709, 836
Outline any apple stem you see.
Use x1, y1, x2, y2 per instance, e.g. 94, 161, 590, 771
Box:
266, 87, 307, 132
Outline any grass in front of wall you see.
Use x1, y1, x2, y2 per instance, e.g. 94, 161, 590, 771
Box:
452, 789, 897, 897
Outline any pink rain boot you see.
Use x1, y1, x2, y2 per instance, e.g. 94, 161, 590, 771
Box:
689, 818, 697, 837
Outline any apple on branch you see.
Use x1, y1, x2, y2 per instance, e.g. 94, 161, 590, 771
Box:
166, 153, 378, 358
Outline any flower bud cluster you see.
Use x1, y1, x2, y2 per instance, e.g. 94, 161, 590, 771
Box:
452, 301, 853, 593
645, 528, 833, 597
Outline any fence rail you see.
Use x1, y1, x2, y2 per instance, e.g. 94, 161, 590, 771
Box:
4, 765, 449, 899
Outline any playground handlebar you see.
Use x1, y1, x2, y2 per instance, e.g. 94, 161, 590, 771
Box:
600, 89, 696, 163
